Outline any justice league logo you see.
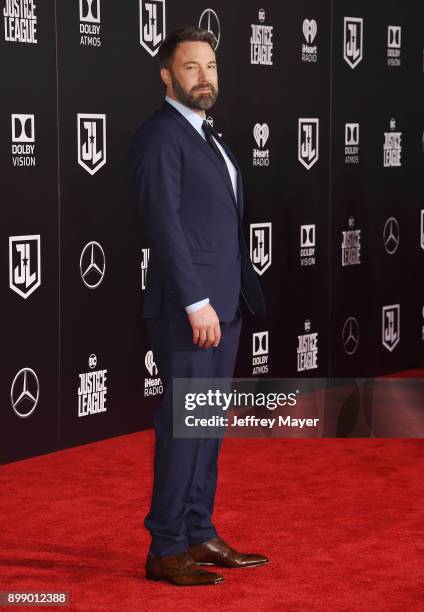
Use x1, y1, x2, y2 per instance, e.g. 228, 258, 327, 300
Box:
77, 114, 106, 175
78, 354, 108, 417
343, 17, 363, 69
298, 118, 319, 169
383, 118, 402, 168
139, 0, 166, 57
250, 8, 273, 65
382, 304, 400, 352
3, 0, 37, 44
250, 222, 272, 276
342, 217, 361, 266
9, 235, 41, 299
297, 319, 318, 371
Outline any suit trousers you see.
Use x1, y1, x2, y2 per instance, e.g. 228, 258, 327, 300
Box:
144, 308, 242, 557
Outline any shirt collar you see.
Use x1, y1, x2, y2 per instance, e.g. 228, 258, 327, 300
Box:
165, 95, 206, 135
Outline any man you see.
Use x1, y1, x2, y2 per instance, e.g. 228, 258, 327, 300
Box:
129, 26, 268, 587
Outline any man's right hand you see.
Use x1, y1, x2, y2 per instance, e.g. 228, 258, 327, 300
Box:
187, 303, 221, 348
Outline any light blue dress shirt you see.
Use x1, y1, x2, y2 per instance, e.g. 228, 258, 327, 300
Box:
165, 96, 238, 314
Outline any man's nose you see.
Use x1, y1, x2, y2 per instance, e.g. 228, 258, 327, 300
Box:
198, 67, 208, 81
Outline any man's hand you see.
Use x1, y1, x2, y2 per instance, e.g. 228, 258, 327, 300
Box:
187, 303, 221, 348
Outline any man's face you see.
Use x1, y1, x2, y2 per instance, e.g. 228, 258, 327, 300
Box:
162, 40, 219, 112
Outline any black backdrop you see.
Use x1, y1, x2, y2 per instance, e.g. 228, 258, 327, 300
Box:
2, 0, 423, 463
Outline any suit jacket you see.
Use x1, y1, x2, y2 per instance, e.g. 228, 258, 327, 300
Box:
128, 100, 266, 322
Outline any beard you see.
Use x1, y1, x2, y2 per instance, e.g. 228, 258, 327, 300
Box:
170, 72, 219, 111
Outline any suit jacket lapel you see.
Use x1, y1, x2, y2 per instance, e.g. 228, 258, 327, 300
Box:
161, 102, 240, 217
210, 126, 244, 220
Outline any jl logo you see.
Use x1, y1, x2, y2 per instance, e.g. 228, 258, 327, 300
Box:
9, 235, 41, 299
250, 222, 272, 276
382, 304, 400, 352
343, 17, 363, 69
139, 0, 166, 57
78, 114, 106, 175
298, 118, 319, 169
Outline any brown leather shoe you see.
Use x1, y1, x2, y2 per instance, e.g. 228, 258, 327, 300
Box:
145, 551, 225, 586
188, 537, 269, 568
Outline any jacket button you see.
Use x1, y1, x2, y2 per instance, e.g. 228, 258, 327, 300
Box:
237, 253, 242, 260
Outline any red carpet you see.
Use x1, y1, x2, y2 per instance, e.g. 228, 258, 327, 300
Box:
0, 431, 423, 611
385, 368, 424, 378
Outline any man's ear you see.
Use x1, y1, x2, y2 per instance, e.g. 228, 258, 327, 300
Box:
160, 67, 172, 87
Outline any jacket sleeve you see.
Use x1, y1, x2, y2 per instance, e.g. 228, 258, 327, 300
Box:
129, 124, 208, 309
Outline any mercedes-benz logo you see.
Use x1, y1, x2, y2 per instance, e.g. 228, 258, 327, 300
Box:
383, 217, 400, 254
80, 241, 106, 289
10, 367, 39, 418
199, 8, 220, 49
342, 317, 360, 355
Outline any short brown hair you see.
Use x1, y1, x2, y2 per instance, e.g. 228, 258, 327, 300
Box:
158, 27, 217, 69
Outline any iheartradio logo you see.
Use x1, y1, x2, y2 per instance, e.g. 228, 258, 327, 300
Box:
145, 350, 158, 376
302, 19, 317, 43
253, 123, 269, 148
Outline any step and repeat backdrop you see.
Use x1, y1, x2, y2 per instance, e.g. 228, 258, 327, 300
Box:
1, 0, 423, 463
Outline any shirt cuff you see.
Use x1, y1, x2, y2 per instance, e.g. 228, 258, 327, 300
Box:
185, 298, 210, 314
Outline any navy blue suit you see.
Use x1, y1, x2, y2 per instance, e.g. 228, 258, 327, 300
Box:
129, 100, 265, 556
